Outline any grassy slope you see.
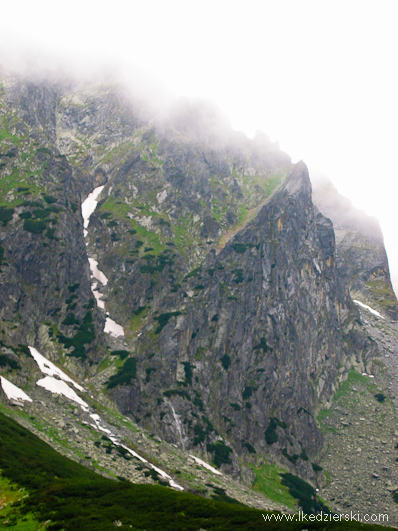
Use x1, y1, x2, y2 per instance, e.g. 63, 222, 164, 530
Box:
0, 412, 393, 531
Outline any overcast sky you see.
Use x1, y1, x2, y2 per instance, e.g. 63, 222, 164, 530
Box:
1, 0, 398, 295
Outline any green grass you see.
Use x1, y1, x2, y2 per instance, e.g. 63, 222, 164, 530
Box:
0, 474, 44, 530
0, 389, 394, 531
366, 279, 397, 313
248, 462, 300, 508
317, 369, 378, 432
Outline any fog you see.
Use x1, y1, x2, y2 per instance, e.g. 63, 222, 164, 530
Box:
1, 0, 398, 293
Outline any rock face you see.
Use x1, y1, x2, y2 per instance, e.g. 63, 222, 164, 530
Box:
0, 72, 395, 487
312, 178, 398, 319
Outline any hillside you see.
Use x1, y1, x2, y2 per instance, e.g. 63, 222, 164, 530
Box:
1, 71, 398, 525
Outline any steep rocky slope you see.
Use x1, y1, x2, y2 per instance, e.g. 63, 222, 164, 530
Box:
1, 71, 398, 519
312, 178, 398, 320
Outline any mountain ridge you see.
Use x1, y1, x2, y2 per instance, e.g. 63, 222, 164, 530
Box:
1, 71, 398, 523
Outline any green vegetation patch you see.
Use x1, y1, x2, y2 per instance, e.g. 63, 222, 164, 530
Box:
206, 441, 233, 468
110, 349, 130, 360
106, 357, 137, 389
154, 311, 182, 334
0, 206, 14, 225
0, 354, 20, 370
249, 462, 298, 509
281, 473, 330, 514
221, 354, 231, 369
265, 417, 286, 445
58, 309, 95, 359
0, 412, 392, 528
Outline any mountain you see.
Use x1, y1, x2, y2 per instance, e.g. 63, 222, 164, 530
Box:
1, 71, 398, 525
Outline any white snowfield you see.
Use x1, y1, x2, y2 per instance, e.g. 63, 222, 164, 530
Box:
81, 186, 125, 338
353, 300, 384, 319
29, 346, 85, 392
189, 454, 222, 475
28, 346, 182, 490
104, 317, 125, 338
37, 376, 89, 409
0, 375, 32, 402
88, 258, 109, 286
92, 282, 106, 309
81, 186, 105, 229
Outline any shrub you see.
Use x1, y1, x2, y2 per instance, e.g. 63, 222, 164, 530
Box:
375, 393, 386, 403
243, 442, 256, 454
107, 358, 137, 389
0, 354, 20, 370
233, 269, 243, 283
253, 337, 272, 352
19, 211, 32, 219
163, 389, 190, 400
221, 354, 231, 370
58, 310, 95, 359
44, 195, 58, 204
23, 218, 47, 233
110, 350, 129, 359
154, 311, 181, 334
62, 313, 79, 326
0, 207, 14, 225
265, 417, 286, 445
182, 362, 194, 385
281, 472, 330, 514
242, 385, 252, 400
206, 441, 232, 468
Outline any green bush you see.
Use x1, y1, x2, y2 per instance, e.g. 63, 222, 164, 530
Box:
163, 389, 190, 400
110, 350, 129, 359
182, 362, 194, 385
233, 268, 244, 283
253, 337, 272, 352
243, 442, 256, 454
43, 195, 58, 204
242, 385, 253, 399
281, 472, 330, 514
155, 311, 181, 334
62, 313, 79, 326
265, 417, 286, 445
58, 310, 95, 359
0, 206, 14, 225
221, 354, 231, 370
106, 357, 137, 389
0, 354, 20, 370
19, 211, 32, 219
23, 218, 48, 233
206, 441, 233, 468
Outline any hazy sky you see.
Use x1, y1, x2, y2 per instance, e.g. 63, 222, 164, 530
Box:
1, 0, 398, 294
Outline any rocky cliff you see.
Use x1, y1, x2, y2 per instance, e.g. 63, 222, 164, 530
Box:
1, 72, 396, 511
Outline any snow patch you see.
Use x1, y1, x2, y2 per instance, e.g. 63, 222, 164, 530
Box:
353, 300, 384, 319
0, 375, 32, 403
81, 186, 105, 229
36, 376, 88, 408
88, 258, 108, 286
92, 282, 105, 309
104, 318, 124, 337
29, 346, 85, 392
189, 454, 222, 475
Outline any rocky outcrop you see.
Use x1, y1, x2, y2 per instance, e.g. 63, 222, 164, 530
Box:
0, 72, 393, 488
312, 178, 398, 319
